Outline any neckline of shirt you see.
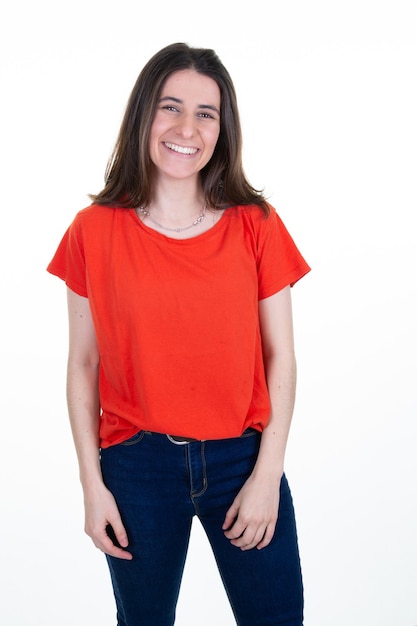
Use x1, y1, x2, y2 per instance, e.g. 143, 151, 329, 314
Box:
129, 206, 230, 244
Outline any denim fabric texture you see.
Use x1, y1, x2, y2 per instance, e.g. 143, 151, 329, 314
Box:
100, 429, 303, 626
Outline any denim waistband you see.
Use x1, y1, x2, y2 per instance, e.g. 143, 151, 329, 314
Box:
166, 427, 258, 445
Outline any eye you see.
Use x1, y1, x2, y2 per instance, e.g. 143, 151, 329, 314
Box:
161, 105, 180, 113
197, 109, 220, 120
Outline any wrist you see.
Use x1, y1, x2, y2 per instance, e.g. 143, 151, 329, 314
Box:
78, 458, 104, 491
252, 459, 284, 483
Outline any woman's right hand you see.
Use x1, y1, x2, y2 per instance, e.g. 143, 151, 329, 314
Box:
83, 482, 133, 560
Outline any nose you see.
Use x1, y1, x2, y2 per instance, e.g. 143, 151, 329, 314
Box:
176, 113, 195, 139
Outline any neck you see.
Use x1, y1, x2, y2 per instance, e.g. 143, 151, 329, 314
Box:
150, 179, 205, 219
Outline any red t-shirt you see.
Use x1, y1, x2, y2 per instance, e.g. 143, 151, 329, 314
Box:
47, 204, 310, 447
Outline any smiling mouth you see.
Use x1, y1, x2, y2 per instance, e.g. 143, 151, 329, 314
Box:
164, 142, 198, 155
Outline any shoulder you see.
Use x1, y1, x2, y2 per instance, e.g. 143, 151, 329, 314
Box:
227, 203, 280, 233
227, 202, 272, 220
74, 203, 123, 224
69, 204, 130, 235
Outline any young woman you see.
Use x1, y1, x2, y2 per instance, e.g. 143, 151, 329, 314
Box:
48, 42, 310, 626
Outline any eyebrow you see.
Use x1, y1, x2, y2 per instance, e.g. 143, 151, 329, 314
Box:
159, 96, 220, 115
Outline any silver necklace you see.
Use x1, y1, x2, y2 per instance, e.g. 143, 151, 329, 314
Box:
137, 204, 206, 233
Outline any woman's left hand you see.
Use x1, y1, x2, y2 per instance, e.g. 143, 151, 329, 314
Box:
222, 472, 281, 550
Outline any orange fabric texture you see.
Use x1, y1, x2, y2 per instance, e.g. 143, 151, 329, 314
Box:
47, 204, 310, 447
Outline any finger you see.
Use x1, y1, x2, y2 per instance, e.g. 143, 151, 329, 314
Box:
256, 522, 276, 550
231, 525, 266, 550
108, 518, 130, 549
222, 502, 239, 531
102, 539, 133, 560
95, 529, 133, 560
223, 516, 246, 540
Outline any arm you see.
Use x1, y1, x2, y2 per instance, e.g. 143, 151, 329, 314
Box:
223, 285, 297, 550
66, 287, 132, 560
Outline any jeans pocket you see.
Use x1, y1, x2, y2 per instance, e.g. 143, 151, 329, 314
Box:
120, 430, 146, 446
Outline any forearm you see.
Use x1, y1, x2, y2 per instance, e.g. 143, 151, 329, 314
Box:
64, 289, 131, 558
253, 351, 297, 480
66, 359, 102, 490
223, 350, 296, 550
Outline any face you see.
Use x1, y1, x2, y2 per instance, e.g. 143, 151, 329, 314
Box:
148, 69, 221, 183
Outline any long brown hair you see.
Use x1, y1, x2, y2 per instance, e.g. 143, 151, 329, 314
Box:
90, 43, 269, 215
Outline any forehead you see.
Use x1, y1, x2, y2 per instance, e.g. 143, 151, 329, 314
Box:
160, 69, 220, 104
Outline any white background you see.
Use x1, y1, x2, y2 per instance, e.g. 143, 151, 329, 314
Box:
1, 1, 416, 624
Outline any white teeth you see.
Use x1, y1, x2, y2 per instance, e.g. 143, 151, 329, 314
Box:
164, 142, 197, 155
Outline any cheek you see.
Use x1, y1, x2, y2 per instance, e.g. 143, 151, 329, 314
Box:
207, 128, 221, 154
148, 117, 165, 145
148, 126, 162, 160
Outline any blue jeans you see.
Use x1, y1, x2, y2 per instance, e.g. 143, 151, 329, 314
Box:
100, 430, 303, 625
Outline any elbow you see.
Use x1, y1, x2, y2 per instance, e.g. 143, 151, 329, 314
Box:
263, 350, 297, 384
67, 350, 100, 373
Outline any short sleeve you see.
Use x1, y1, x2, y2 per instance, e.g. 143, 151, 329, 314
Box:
46, 213, 88, 297
256, 209, 311, 300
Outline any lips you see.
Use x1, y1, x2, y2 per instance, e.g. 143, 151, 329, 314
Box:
164, 142, 198, 155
